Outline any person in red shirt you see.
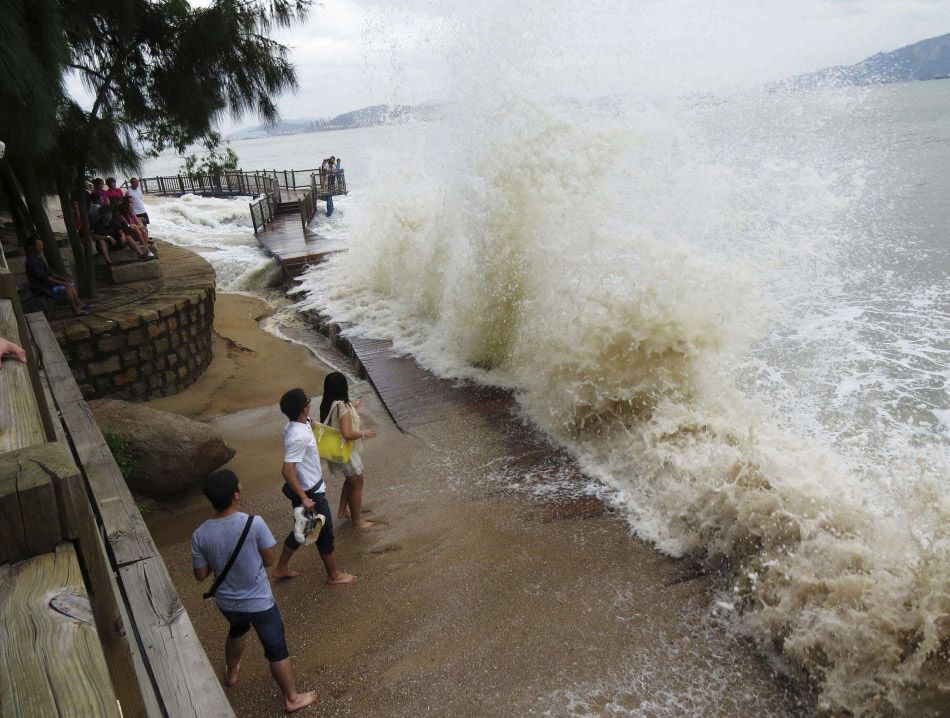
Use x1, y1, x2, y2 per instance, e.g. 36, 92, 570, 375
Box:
103, 177, 124, 205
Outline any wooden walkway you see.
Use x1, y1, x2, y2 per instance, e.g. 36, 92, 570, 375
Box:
314, 317, 512, 432
254, 193, 343, 279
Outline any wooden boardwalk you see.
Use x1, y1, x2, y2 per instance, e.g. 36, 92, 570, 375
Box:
314, 317, 512, 432
253, 194, 343, 278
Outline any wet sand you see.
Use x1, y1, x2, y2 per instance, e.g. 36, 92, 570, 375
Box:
146, 293, 806, 717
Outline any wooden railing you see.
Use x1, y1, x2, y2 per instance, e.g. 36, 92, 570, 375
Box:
0, 264, 231, 716
134, 167, 345, 235
138, 171, 282, 201
299, 187, 317, 232
250, 191, 276, 234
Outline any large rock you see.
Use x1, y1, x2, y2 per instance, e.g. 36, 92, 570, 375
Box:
89, 399, 235, 499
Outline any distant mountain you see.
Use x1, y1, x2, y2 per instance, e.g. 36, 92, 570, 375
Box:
788, 32, 950, 89
228, 103, 440, 140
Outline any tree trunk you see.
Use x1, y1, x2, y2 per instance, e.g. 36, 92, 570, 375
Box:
55, 175, 95, 298
0, 160, 34, 250
21, 164, 67, 275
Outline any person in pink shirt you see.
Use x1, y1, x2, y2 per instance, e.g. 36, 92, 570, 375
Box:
91, 178, 109, 206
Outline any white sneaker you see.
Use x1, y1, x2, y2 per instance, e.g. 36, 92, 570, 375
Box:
293, 507, 326, 545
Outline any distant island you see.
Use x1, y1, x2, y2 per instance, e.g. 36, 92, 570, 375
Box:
788, 32, 950, 88
228, 103, 440, 140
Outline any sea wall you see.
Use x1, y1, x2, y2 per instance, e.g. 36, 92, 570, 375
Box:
51, 243, 216, 401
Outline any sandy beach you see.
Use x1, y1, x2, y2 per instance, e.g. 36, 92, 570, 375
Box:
145, 293, 804, 717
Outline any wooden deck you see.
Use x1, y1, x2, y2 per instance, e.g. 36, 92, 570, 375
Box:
254, 195, 343, 278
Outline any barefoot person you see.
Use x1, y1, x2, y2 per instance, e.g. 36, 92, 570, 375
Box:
272, 388, 357, 585
319, 372, 378, 529
192, 470, 317, 714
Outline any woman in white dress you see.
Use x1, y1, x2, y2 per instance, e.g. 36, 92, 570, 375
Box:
318, 372, 377, 528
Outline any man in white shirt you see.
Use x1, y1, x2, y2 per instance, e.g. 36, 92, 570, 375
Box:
272, 387, 357, 585
126, 177, 150, 230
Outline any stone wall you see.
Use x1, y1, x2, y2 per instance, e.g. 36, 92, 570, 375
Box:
50, 243, 216, 401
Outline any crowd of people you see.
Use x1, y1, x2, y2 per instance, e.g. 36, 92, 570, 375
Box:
23, 176, 156, 316
319, 157, 343, 217
77, 176, 156, 269
191, 371, 376, 713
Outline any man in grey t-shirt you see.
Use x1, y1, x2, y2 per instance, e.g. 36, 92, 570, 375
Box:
192, 470, 316, 713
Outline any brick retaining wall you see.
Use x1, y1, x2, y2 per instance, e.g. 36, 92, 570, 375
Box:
50, 243, 216, 401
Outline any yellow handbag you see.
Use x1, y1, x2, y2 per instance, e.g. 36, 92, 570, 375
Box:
313, 403, 352, 464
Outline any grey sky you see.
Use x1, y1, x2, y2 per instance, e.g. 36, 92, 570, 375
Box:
267, 0, 950, 122
67, 0, 950, 131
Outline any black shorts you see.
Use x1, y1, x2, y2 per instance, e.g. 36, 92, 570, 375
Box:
219, 603, 289, 662
136, 212, 150, 225
282, 484, 334, 555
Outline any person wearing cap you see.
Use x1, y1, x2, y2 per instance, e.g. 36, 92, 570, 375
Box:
271, 387, 357, 585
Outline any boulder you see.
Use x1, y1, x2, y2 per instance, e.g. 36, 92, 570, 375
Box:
89, 399, 235, 499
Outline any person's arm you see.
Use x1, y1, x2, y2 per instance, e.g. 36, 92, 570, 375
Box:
256, 518, 278, 567
192, 533, 210, 581
282, 461, 315, 511
260, 545, 277, 567
339, 409, 375, 440
0, 337, 26, 365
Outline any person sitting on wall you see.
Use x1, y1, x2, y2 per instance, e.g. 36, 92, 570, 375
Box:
25, 238, 90, 316
103, 176, 124, 205
91, 177, 108, 206
125, 177, 151, 230
118, 195, 151, 247
94, 207, 151, 262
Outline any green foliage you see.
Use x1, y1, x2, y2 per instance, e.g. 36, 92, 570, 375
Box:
179, 131, 240, 177
104, 432, 136, 485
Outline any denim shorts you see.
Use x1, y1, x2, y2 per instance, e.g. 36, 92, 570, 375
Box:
219, 603, 289, 662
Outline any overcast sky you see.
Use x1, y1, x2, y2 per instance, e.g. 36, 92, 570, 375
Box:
262, 0, 950, 125
67, 0, 950, 132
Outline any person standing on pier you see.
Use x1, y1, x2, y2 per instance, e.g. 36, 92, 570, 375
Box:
272, 388, 357, 585
191, 470, 317, 714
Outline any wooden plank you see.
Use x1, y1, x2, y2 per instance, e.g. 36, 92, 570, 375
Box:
0, 300, 46, 453
28, 315, 154, 566
49, 437, 156, 718
0, 542, 121, 717
0, 443, 64, 563
29, 311, 233, 717
120, 556, 233, 718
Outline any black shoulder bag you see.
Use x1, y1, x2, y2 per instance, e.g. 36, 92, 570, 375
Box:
203, 515, 256, 600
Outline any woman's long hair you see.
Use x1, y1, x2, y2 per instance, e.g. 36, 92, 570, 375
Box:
319, 372, 349, 422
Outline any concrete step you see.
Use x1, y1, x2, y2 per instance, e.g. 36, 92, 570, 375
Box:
110, 259, 161, 284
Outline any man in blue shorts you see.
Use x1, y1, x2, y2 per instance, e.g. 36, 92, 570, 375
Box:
271, 387, 357, 585
192, 470, 317, 713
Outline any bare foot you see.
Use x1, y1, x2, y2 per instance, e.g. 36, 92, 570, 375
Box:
327, 572, 358, 586
224, 662, 241, 687
354, 521, 378, 529
272, 568, 300, 580
285, 689, 317, 713
337, 510, 350, 520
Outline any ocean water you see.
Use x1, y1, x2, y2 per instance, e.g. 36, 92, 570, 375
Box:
144, 49, 950, 718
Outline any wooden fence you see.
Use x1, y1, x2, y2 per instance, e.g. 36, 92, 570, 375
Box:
0, 264, 231, 716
